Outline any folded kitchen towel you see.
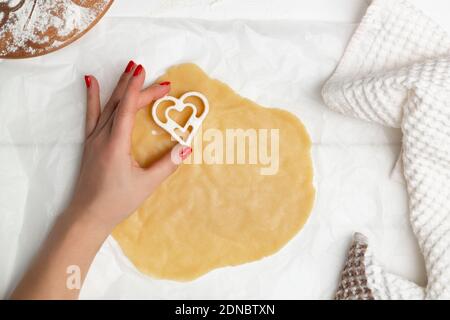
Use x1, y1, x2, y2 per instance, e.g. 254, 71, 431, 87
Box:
322, 0, 450, 299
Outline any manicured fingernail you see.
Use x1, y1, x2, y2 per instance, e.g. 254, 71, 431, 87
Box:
124, 60, 135, 73
180, 147, 192, 160
133, 64, 143, 77
159, 81, 171, 86
84, 75, 91, 88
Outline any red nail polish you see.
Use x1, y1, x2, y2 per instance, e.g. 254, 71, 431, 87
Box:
124, 60, 135, 73
133, 64, 143, 77
180, 147, 192, 160
84, 75, 91, 88
159, 81, 171, 86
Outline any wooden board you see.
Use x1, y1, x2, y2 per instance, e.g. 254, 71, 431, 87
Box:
0, 0, 113, 59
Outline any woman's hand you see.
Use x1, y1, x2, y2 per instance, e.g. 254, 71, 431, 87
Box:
10, 61, 191, 299
69, 61, 191, 232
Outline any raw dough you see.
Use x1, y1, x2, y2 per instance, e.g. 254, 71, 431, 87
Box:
112, 63, 315, 281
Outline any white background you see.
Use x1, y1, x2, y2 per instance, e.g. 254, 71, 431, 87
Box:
1, 0, 449, 299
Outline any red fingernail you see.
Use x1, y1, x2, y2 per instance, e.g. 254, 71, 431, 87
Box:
84, 75, 91, 88
159, 81, 171, 86
180, 147, 192, 160
124, 60, 135, 73
133, 64, 143, 77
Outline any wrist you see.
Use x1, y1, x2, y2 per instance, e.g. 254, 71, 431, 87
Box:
62, 204, 115, 239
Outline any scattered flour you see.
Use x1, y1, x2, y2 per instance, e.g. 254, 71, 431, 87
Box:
0, 0, 111, 57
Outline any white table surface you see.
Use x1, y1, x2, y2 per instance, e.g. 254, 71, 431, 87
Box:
107, 0, 450, 27
2, 0, 449, 299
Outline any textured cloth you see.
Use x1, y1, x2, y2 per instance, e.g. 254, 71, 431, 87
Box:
335, 233, 374, 300
323, 0, 450, 300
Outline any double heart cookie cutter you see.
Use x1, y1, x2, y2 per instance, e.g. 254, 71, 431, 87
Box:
151, 91, 209, 146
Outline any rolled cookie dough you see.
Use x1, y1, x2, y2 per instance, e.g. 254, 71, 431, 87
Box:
112, 63, 315, 281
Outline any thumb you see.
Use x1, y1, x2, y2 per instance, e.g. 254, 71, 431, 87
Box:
142, 144, 192, 188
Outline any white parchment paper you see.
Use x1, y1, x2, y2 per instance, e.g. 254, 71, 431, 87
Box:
0, 16, 425, 299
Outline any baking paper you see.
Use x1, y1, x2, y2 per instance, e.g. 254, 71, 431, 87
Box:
0, 16, 425, 299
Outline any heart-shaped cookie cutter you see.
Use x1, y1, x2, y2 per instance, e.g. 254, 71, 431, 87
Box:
151, 91, 209, 146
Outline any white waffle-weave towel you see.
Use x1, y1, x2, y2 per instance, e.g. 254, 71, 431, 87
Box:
322, 0, 450, 300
